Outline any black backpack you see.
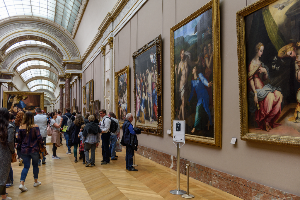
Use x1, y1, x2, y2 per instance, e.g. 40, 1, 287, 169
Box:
109, 117, 118, 133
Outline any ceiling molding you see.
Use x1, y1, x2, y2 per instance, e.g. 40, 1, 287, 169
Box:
34, 89, 56, 99
29, 84, 56, 91
72, 0, 89, 39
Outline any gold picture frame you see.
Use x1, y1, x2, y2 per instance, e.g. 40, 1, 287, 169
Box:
83, 107, 86, 116
89, 79, 94, 103
3, 91, 44, 114
133, 35, 163, 136
170, 0, 221, 147
115, 66, 130, 125
83, 86, 86, 105
237, 0, 300, 146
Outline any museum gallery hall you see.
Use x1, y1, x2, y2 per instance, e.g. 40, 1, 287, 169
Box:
0, 0, 299, 199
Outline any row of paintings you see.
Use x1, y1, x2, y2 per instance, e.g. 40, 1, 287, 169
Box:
115, 0, 221, 146
102, 0, 300, 147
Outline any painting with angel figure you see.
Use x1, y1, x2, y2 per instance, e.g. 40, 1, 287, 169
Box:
244, 0, 300, 137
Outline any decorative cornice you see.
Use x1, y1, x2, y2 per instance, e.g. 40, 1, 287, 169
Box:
59, 84, 64, 88
7, 82, 14, 87
79, 73, 82, 79
101, 46, 106, 56
72, 0, 89, 39
65, 73, 71, 79
108, 37, 113, 49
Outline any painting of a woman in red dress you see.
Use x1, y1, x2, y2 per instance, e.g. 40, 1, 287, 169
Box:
248, 42, 283, 131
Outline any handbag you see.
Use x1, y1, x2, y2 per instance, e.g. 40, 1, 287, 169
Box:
11, 152, 17, 163
116, 139, 122, 152
47, 124, 52, 136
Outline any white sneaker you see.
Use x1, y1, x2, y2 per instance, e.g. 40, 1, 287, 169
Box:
33, 181, 41, 187
19, 184, 28, 192
53, 156, 60, 159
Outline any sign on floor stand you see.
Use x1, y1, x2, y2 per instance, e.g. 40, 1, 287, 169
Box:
170, 120, 186, 195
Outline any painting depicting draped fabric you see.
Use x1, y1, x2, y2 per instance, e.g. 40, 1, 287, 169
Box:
237, 0, 300, 146
3, 91, 44, 115
171, 0, 221, 146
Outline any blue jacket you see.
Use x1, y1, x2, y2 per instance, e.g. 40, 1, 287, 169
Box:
122, 120, 135, 145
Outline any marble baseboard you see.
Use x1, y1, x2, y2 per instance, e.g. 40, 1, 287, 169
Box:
136, 145, 300, 200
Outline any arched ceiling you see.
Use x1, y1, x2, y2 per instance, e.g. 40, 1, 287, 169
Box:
0, 0, 83, 33
0, 2, 86, 101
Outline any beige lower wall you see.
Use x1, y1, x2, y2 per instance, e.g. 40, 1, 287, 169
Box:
112, 0, 300, 196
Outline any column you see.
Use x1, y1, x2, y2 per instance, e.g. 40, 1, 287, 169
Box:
59, 84, 64, 112
7, 82, 13, 91
79, 74, 82, 112
65, 74, 71, 110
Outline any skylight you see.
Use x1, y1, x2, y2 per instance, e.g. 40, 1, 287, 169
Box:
27, 79, 56, 89
20, 69, 58, 82
31, 85, 55, 93
0, 0, 82, 33
6, 40, 51, 53
17, 60, 51, 72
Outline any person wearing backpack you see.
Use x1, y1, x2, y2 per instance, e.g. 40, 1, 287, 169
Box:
61, 108, 75, 154
99, 109, 111, 165
122, 113, 138, 171
108, 112, 120, 160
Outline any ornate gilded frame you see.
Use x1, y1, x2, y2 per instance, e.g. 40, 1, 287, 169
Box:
3, 91, 44, 111
133, 35, 163, 136
237, 0, 300, 146
89, 79, 94, 103
170, 0, 221, 147
83, 107, 86, 116
83, 85, 86, 105
115, 66, 130, 125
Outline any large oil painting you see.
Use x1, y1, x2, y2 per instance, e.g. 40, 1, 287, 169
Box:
3, 91, 44, 115
171, 0, 221, 146
237, 0, 300, 146
133, 35, 163, 136
115, 66, 130, 124
86, 81, 90, 111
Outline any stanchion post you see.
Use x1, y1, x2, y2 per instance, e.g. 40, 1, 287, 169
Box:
170, 143, 186, 195
182, 164, 194, 198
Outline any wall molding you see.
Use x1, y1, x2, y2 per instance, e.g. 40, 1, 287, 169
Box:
136, 145, 300, 200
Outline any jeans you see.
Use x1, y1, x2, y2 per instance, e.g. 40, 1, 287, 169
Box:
64, 132, 71, 152
126, 145, 134, 169
53, 143, 57, 157
73, 144, 78, 158
109, 134, 117, 159
39, 137, 47, 164
102, 133, 110, 163
84, 143, 96, 164
20, 152, 39, 182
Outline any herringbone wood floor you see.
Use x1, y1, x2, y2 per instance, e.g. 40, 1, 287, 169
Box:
7, 141, 241, 200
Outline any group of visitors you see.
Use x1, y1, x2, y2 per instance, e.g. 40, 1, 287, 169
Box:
0, 106, 139, 200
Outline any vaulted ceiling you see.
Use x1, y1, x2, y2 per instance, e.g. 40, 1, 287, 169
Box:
0, 0, 87, 103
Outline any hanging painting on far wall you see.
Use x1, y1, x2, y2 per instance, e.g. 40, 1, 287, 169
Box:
237, 0, 300, 146
94, 100, 100, 120
83, 86, 86, 105
171, 0, 221, 147
115, 66, 130, 124
83, 107, 86, 117
86, 82, 90, 111
133, 35, 163, 136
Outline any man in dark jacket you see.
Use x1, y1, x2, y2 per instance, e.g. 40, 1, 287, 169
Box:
122, 113, 137, 171
61, 108, 75, 154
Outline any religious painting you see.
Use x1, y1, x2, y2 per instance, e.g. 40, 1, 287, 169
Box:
237, 0, 300, 146
89, 103, 93, 115
94, 100, 100, 120
86, 82, 90, 111
115, 66, 130, 124
171, 0, 221, 147
83, 86, 86, 105
133, 35, 163, 136
3, 91, 44, 115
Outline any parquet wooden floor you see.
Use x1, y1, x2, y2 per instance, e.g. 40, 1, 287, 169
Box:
7, 142, 241, 200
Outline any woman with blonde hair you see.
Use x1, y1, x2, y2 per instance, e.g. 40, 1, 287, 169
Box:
248, 42, 283, 131
17, 111, 45, 192
50, 112, 63, 159
15, 111, 24, 165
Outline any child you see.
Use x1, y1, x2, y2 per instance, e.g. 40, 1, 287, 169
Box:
78, 124, 85, 164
